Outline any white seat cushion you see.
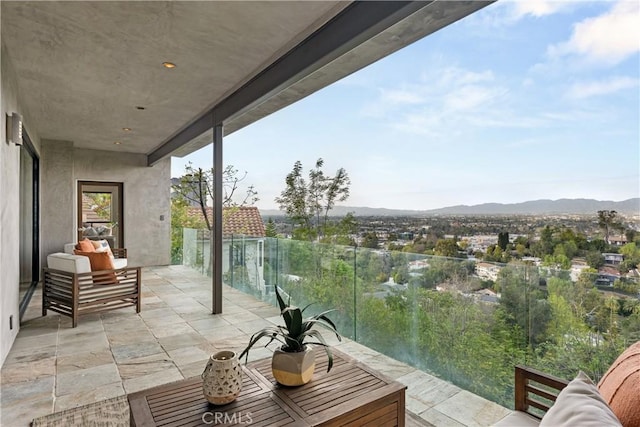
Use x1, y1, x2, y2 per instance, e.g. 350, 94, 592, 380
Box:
112, 258, 127, 269
47, 253, 91, 274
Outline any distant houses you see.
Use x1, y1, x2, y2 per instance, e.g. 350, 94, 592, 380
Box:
603, 253, 624, 266
476, 262, 502, 281
608, 235, 628, 246
596, 266, 621, 286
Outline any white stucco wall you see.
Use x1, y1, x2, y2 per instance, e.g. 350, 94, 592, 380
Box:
1, 45, 41, 366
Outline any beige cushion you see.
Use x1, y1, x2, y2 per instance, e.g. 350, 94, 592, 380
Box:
540, 371, 621, 427
47, 253, 91, 274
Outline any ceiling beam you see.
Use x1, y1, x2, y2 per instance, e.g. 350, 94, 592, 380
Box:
147, 1, 436, 166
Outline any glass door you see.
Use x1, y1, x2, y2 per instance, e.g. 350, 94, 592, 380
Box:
77, 182, 124, 248
18, 130, 39, 321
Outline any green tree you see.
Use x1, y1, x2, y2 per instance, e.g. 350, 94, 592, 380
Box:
554, 241, 578, 260
542, 254, 571, 270
265, 218, 278, 237
392, 265, 410, 285
434, 238, 459, 258
537, 225, 555, 256
484, 245, 503, 262
497, 265, 551, 348
498, 232, 509, 251
619, 242, 640, 270
323, 212, 357, 246
170, 198, 206, 263
83, 192, 112, 221
361, 232, 380, 249
597, 210, 620, 244
275, 158, 350, 241
625, 229, 637, 244
586, 250, 605, 269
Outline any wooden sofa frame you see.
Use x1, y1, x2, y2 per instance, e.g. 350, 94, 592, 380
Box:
43, 248, 140, 327
514, 365, 570, 420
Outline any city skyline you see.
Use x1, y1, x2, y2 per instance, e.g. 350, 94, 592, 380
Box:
171, 0, 640, 211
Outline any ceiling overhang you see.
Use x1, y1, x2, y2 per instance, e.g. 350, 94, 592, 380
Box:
0, 1, 493, 167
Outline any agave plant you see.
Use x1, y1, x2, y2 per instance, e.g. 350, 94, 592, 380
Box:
239, 286, 342, 372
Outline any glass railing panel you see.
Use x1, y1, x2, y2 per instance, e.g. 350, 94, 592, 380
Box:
173, 230, 639, 408
224, 234, 268, 301
353, 251, 637, 408
525, 267, 634, 382
353, 250, 521, 405
173, 227, 209, 277
261, 238, 357, 340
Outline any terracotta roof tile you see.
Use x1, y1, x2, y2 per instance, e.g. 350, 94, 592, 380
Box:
186, 206, 265, 237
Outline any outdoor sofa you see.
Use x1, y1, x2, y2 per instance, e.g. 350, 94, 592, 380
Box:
42, 240, 140, 327
495, 341, 639, 426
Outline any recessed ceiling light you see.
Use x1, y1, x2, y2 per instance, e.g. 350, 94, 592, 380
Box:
162, 62, 176, 69
122, 127, 132, 132
135, 106, 145, 110
114, 141, 122, 145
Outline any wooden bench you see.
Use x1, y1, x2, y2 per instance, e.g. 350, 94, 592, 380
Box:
43, 251, 140, 327
495, 365, 569, 426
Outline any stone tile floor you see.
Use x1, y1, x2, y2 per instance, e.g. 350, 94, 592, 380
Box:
1, 266, 512, 426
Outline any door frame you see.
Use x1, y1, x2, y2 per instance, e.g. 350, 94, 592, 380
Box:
18, 129, 40, 321
77, 181, 124, 248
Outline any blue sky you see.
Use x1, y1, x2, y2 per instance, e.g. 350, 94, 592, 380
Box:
172, 0, 640, 211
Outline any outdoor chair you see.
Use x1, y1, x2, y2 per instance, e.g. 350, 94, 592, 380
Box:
43, 251, 140, 327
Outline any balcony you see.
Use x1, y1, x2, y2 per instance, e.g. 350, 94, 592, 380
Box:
5, 232, 635, 426
3, 263, 511, 426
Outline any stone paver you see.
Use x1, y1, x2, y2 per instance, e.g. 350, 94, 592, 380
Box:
56, 363, 121, 396
56, 350, 115, 374
432, 390, 512, 427
54, 382, 125, 412
0, 265, 512, 426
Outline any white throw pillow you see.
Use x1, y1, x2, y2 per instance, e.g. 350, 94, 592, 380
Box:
540, 371, 622, 427
91, 239, 114, 258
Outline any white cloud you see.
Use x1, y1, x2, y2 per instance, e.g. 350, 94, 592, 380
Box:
467, 1, 574, 30
362, 66, 501, 118
438, 68, 495, 86
360, 66, 527, 139
444, 85, 504, 112
379, 89, 424, 105
360, 85, 427, 118
566, 76, 639, 99
548, 0, 640, 66
509, 0, 574, 19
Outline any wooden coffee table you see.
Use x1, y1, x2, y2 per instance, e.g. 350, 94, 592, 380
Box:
128, 348, 406, 426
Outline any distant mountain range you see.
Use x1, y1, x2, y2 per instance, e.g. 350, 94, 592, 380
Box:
260, 198, 640, 217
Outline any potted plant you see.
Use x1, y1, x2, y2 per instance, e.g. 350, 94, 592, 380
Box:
239, 286, 341, 386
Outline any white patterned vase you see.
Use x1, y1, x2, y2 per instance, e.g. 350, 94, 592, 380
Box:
201, 351, 243, 405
